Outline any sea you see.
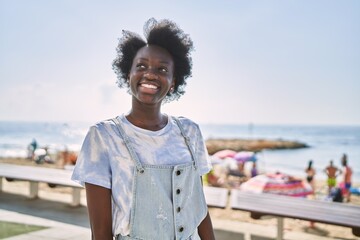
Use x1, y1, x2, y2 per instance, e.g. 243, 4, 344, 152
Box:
0, 121, 359, 183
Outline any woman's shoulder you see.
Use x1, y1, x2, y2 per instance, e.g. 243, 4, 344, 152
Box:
171, 116, 203, 138
88, 117, 119, 136
173, 116, 199, 128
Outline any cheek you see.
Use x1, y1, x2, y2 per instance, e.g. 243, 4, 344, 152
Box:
129, 78, 136, 91
128, 72, 136, 84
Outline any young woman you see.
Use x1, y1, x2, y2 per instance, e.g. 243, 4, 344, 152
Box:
305, 160, 316, 191
341, 154, 353, 202
72, 18, 215, 240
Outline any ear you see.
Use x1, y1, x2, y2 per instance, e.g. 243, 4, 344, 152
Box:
125, 75, 131, 87
169, 78, 176, 94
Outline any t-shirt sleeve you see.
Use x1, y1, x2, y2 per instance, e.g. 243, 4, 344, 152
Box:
71, 124, 112, 189
194, 124, 212, 176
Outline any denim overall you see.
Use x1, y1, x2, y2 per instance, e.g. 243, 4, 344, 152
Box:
112, 117, 207, 240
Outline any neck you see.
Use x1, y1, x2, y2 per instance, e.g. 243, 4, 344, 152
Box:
126, 105, 167, 131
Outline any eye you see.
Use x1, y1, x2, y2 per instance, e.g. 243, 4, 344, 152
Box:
136, 63, 146, 70
159, 67, 168, 73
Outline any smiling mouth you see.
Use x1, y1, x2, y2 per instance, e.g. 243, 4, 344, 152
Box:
140, 83, 159, 90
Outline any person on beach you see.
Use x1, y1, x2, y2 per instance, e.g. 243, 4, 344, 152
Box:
250, 161, 258, 177
340, 154, 353, 202
305, 160, 316, 191
27, 138, 38, 160
305, 160, 316, 228
324, 160, 341, 194
71, 18, 215, 240
60, 146, 78, 167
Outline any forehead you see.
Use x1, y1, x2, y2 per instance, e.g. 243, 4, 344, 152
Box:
134, 45, 174, 64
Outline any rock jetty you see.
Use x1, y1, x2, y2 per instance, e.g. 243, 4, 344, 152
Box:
206, 138, 309, 155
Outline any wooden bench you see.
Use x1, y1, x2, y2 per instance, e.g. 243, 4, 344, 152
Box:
203, 186, 228, 208
230, 189, 360, 240
0, 163, 83, 206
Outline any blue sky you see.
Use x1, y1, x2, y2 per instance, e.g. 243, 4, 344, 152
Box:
0, 0, 359, 125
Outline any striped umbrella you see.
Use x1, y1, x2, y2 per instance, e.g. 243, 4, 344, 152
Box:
239, 172, 313, 197
213, 149, 237, 159
233, 151, 257, 163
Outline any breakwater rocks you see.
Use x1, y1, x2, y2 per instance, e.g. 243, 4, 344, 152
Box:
206, 138, 309, 155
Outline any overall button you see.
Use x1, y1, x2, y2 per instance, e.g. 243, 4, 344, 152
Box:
176, 189, 181, 194
179, 226, 184, 232
176, 170, 181, 176
177, 207, 181, 212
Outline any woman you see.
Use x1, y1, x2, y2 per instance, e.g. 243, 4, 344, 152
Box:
305, 160, 316, 228
305, 160, 316, 191
341, 154, 353, 202
72, 18, 215, 240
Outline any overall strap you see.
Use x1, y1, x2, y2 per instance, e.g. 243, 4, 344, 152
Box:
173, 117, 198, 170
111, 117, 145, 173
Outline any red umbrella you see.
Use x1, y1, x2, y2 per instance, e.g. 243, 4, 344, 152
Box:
239, 172, 313, 197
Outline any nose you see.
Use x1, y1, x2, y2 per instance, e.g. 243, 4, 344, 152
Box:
143, 68, 158, 80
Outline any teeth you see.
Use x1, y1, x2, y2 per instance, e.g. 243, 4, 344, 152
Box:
141, 83, 158, 89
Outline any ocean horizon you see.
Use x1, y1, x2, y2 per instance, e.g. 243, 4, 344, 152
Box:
1, 120, 359, 183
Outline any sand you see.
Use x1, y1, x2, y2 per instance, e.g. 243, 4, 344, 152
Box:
1, 157, 360, 240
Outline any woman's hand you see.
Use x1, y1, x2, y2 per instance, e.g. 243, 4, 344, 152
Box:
85, 183, 113, 240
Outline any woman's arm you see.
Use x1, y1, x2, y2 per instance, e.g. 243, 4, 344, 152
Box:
198, 176, 215, 239
198, 211, 215, 240
85, 182, 113, 240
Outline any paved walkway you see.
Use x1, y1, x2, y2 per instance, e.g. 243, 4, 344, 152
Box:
0, 190, 90, 240
0, 208, 90, 239
0, 183, 351, 240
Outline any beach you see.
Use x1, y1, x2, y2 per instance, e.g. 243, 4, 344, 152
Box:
208, 179, 360, 240
1, 157, 359, 240
2, 121, 359, 183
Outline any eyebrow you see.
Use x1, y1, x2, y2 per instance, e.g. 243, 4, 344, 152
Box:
137, 58, 171, 65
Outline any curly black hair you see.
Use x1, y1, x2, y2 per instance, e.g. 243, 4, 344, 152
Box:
112, 18, 194, 102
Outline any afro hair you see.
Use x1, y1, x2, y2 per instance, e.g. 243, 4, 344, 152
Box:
112, 18, 194, 102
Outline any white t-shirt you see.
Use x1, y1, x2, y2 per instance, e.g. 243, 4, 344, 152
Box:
71, 114, 212, 236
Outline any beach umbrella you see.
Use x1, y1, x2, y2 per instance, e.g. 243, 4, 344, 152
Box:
239, 172, 313, 197
233, 151, 257, 163
213, 149, 237, 159
209, 155, 223, 165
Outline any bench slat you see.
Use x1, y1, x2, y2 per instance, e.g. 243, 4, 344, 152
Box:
0, 163, 83, 206
203, 186, 228, 208
0, 163, 81, 188
230, 190, 360, 230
